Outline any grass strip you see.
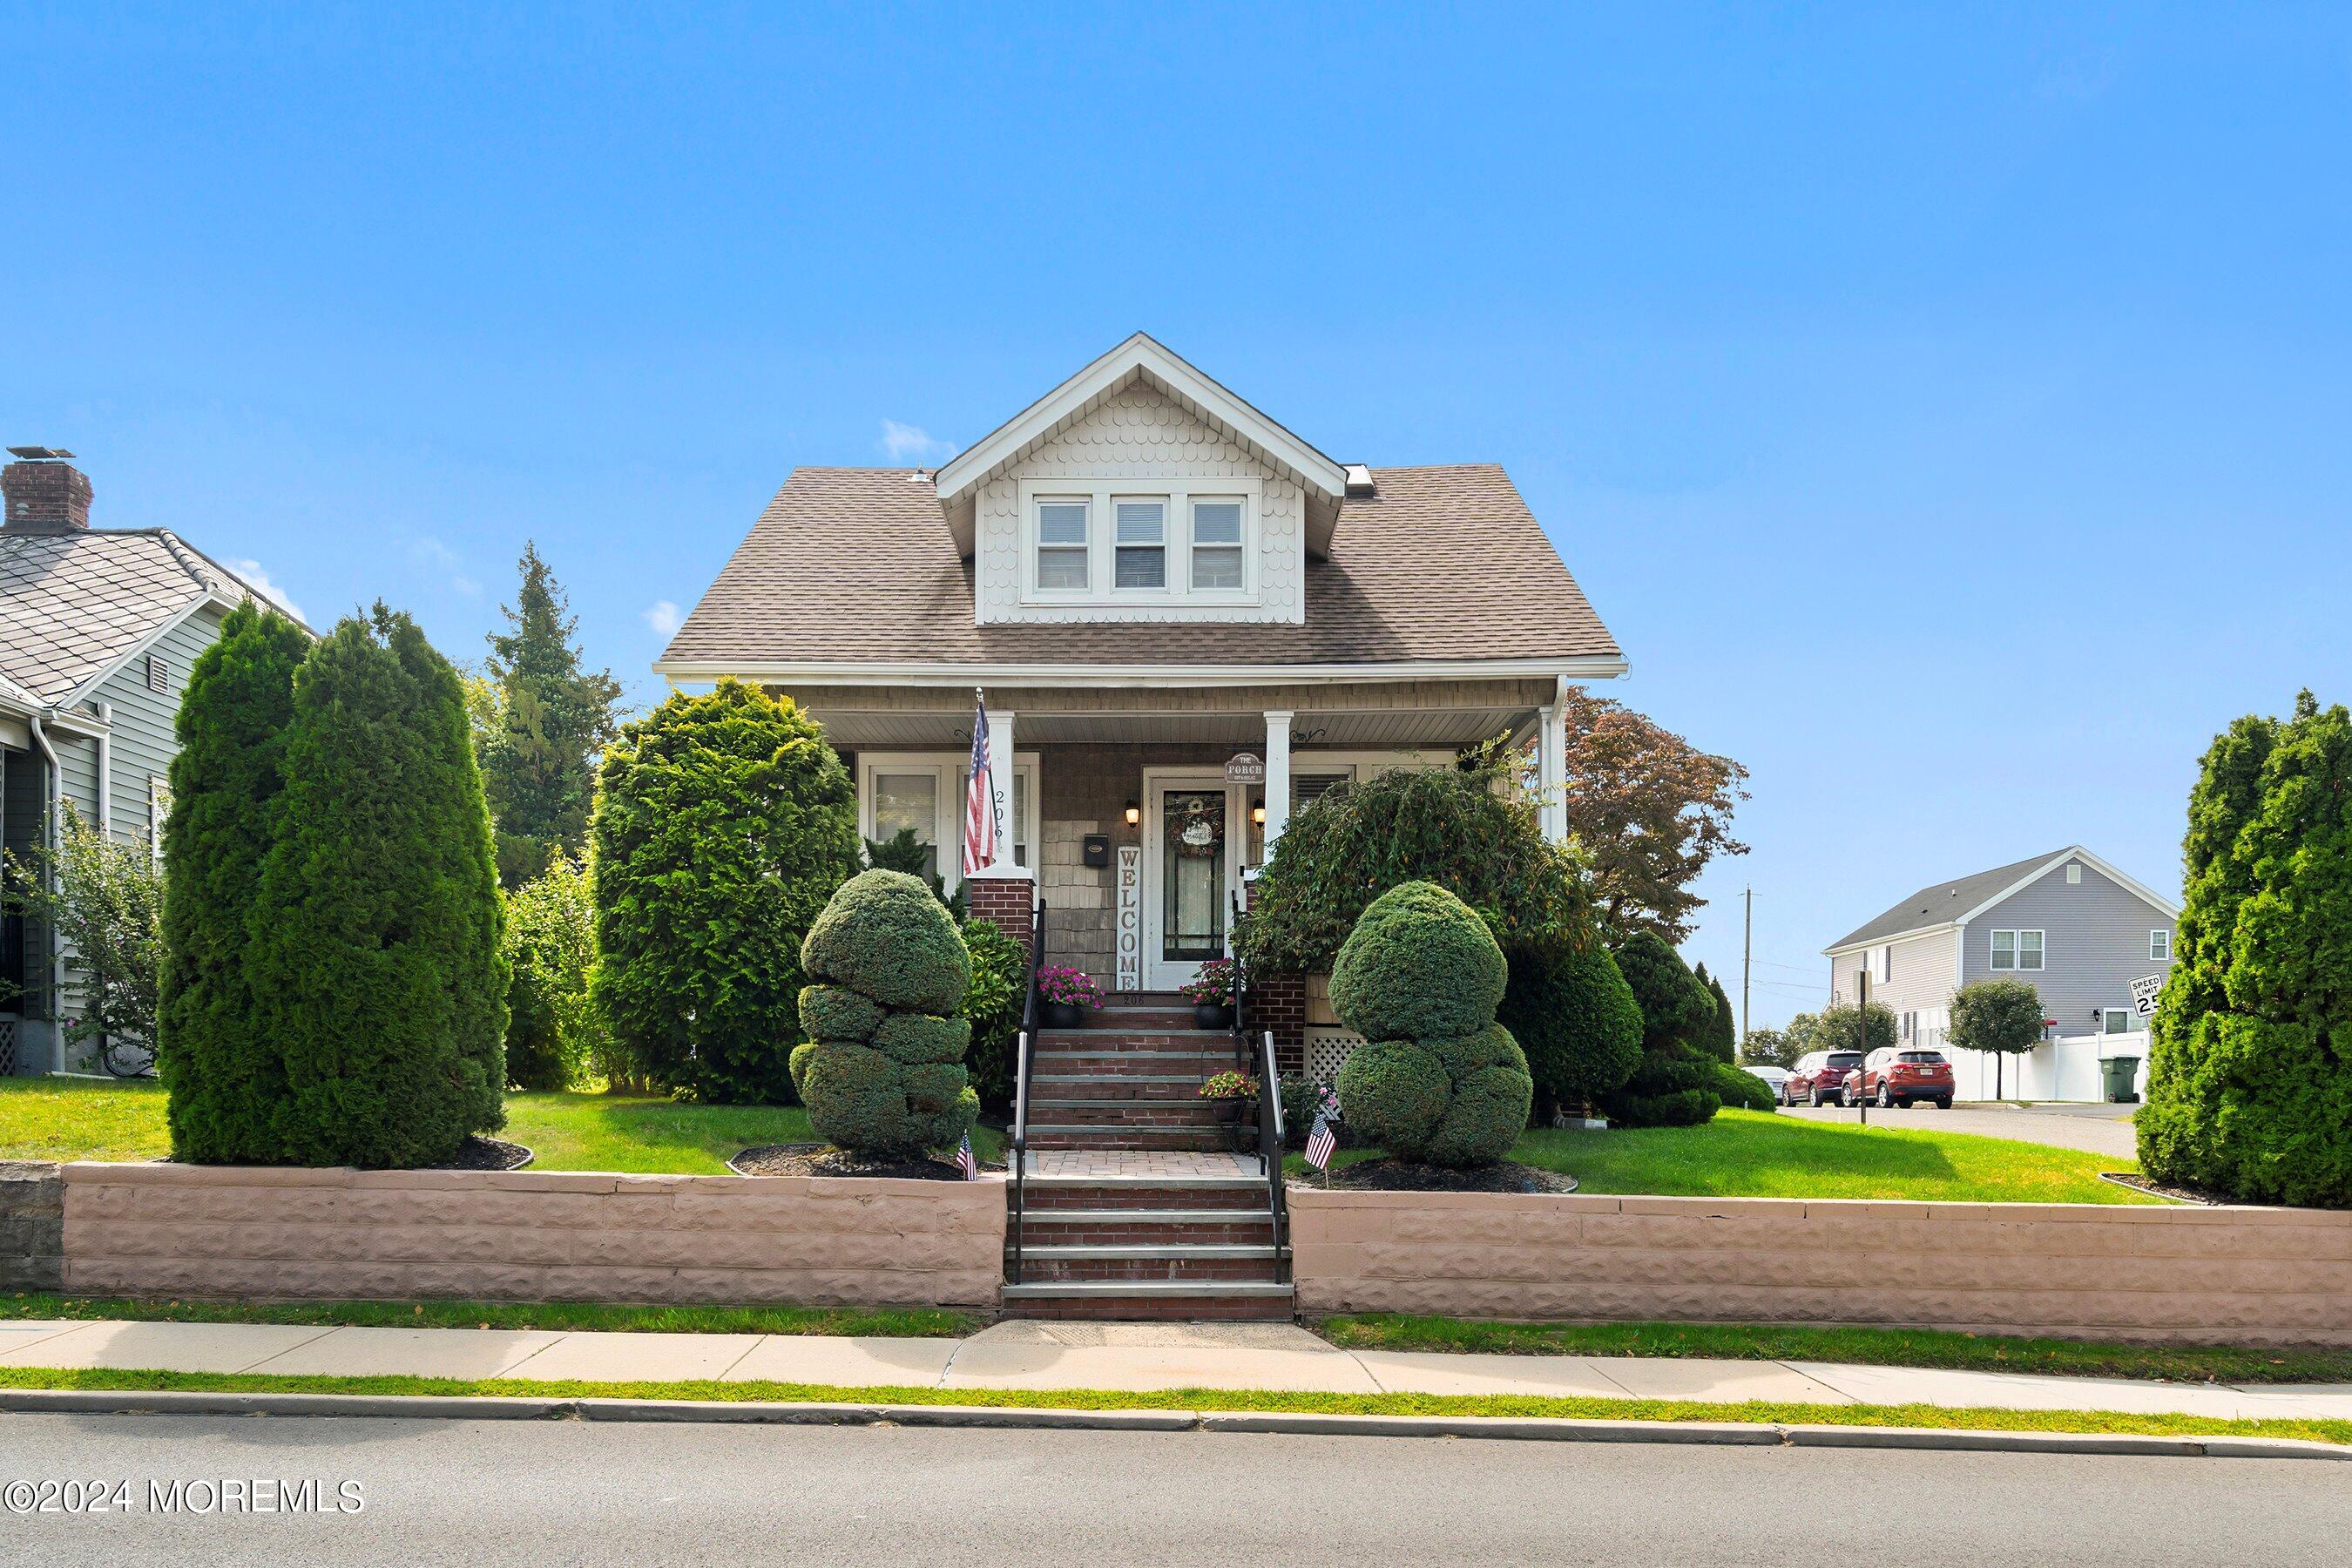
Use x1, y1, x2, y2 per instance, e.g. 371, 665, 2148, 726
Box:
0, 1365, 2343, 1447
1316, 1314, 2352, 1386
0, 1293, 977, 1340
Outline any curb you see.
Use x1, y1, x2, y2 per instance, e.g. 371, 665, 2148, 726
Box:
0, 1389, 2343, 1459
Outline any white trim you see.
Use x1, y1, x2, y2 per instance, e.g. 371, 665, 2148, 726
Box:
855, 749, 1040, 891
1989, 929, 2045, 972
1016, 477, 1263, 611
1139, 767, 1246, 991
1823, 920, 1962, 959
935, 333, 1347, 508
57, 590, 213, 712
2150, 928, 2172, 963
656, 655, 1631, 689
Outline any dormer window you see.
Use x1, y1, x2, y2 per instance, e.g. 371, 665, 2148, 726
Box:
1036, 500, 1090, 590
1191, 498, 1244, 589
1114, 499, 1166, 588
1019, 477, 1260, 607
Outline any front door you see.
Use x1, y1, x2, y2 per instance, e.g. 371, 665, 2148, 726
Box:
1142, 775, 1240, 991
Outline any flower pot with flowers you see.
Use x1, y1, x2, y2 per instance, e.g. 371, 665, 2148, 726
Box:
1035, 964, 1105, 1029
1198, 1071, 1261, 1140
1179, 957, 1239, 1031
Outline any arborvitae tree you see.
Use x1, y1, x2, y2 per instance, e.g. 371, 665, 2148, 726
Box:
1695, 962, 1738, 1064
502, 856, 601, 1092
1497, 925, 1643, 1121
156, 601, 309, 1162
1600, 931, 1721, 1127
589, 680, 861, 1103
247, 605, 507, 1166
2140, 693, 2352, 1205
482, 543, 623, 887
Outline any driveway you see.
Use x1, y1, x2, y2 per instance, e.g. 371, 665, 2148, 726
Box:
1778, 1101, 2139, 1159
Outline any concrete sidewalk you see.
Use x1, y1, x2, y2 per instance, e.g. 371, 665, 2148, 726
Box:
2, 1315, 2348, 1424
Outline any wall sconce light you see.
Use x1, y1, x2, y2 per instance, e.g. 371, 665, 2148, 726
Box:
1124, 800, 1140, 827
1251, 798, 1267, 826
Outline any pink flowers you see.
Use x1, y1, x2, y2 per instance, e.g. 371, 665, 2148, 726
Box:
1035, 965, 1104, 1009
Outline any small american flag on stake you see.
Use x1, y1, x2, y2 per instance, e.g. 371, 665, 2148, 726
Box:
956, 1132, 978, 1181
1304, 1108, 1337, 1173
962, 691, 997, 877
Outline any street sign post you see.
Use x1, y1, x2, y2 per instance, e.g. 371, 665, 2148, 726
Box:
2129, 973, 2166, 1020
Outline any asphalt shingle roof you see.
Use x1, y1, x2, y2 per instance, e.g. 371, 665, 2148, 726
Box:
660, 464, 1620, 669
0, 528, 240, 704
1827, 849, 2073, 951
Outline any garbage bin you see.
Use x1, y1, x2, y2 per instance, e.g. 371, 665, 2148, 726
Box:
2103, 1056, 2140, 1105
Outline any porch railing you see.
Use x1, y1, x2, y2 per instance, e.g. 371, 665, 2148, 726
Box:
1229, 891, 1289, 1283
1006, 890, 1048, 1286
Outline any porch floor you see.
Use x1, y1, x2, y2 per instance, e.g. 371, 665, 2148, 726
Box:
1020, 1149, 1264, 1180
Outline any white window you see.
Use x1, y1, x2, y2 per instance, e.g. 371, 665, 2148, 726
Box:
1881, 945, 1893, 982
1113, 498, 1166, 589
1990, 929, 2044, 971
2151, 929, 2172, 962
2102, 1007, 2134, 1035
1190, 497, 1245, 590
2066, 862, 2082, 884
856, 752, 1037, 888
1035, 500, 1091, 591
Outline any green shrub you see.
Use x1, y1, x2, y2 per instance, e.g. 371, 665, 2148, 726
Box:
246, 606, 508, 1167
798, 984, 885, 1044
1235, 759, 1589, 977
155, 601, 308, 1164
501, 856, 601, 1091
1328, 882, 1509, 1042
1278, 1078, 1348, 1152
959, 916, 1027, 1112
794, 869, 980, 1155
589, 680, 861, 1104
1696, 963, 1738, 1064
2139, 693, 2352, 1206
1498, 929, 1643, 1120
1709, 1058, 1780, 1112
1601, 931, 1721, 1128
1335, 1038, 1451, 1153
801, 868, 970, 1016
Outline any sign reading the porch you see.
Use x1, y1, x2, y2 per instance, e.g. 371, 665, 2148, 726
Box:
2129, 973, 2165, 1019
1224, 752, 1266, 785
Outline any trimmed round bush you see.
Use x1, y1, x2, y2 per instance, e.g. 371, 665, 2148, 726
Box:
1709, 1058, 1780, 1112
873, 1012, 970, 1065
1601, 931, 1722, 1129
799, 984, 885, 1044
1335, 1039, 1450, 1154
801, 868, 970, 1014
1328, 882, 1508, 1043
1427, 1061, 1536, 1166
1500, 932, 1644, 1120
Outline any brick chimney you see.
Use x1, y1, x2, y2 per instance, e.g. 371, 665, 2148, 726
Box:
3, 448, 92, 531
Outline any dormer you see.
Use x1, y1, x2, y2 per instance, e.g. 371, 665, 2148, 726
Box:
933, 335, 1349, 626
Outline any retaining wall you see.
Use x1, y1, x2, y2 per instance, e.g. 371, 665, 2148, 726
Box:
1289, 1188, 2352, 1346
55, 1163, 1004, 1309
0, 1162, 64, 1291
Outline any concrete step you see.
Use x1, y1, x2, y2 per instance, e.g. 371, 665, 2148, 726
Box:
1031, 1053, 1235, 1078
1031, 1078, 1218, 1102
1017, 1178, 1267, 1211
1027, 1102, 1230, 1128
998, 1281, 1296, 1321
1012, 1246, 1284, 1285
1011, 1209, 1276, 1246
1026, 1126, 1233, 1151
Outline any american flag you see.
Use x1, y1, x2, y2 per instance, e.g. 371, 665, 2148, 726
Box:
962, 691, 997, 877
1304, 1110, 1337, 1173
956, 1132, 978, 1181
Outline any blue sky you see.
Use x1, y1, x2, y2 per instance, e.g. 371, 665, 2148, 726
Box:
8, 4, 2348, 1026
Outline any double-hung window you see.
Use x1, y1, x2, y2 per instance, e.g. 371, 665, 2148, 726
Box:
2150, 929, 2172, 962
1190, 498, 1245, 590
1036, 500, 1091, 591
1113, 499, 1166, 589
861, 754, 1036, 887
1990, 929, 2044, 971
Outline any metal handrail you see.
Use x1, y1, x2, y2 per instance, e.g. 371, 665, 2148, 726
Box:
1008, 891, 1047, 1285
1229, 890, 1290, 1285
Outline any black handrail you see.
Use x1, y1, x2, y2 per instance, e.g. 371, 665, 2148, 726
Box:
1007, 890, 1047, 1286
1231, 890, 1289, 1287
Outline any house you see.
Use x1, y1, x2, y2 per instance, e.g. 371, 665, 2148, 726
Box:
1822, 847, 2181, 1102
656, 333, 1625, 1082
0, 449, 294, 1076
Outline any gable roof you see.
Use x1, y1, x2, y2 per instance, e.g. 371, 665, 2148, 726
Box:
654, 463, 1624, 679
932, 334, 1351, 557
0, 527, 277, 707
1824, 845, 2182, 954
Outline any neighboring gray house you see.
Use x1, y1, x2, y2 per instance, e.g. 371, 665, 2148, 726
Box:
1, 449, 294, 1076
1822, 847, 2182, 1102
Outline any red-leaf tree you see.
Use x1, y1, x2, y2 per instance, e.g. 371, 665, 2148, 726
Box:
1556, 687, 1749, 943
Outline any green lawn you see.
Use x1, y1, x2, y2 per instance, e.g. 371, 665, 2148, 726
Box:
1291, 1107, 2161, 1205
0, 1079, 1004, 1174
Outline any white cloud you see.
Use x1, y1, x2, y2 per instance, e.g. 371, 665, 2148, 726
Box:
232, 559, 308, 624
409, 537, 482, 597
879, 419, 956, 464
643, 599, 681, 637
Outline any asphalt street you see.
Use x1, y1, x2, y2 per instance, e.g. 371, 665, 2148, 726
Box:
0, 1414, 2342, 1565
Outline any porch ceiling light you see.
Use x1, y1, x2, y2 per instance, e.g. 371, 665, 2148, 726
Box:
1125, 800, 1140, 826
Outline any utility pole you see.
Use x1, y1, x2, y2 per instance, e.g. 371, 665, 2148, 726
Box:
1740, 888, 1752, 1054
1855, 968, 1870, 1128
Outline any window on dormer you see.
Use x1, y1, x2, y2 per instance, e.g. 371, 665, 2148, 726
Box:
1192, 498, 1245, 590
1114, 499, 1166, 589
1036, 500, 1090, 591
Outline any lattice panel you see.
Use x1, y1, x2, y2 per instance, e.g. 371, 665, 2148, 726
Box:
0, 1017, 16, 1078
1301, 1025, 1363, 1085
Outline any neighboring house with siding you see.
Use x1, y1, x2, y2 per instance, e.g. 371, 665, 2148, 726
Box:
655, 334, 1626, 1081
0, 449, 298, 1075
1822, 847, 2181, 1102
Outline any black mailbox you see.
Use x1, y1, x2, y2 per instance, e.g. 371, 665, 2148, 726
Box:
1081, 834, 1111, 868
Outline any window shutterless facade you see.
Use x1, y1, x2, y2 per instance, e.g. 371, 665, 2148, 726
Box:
1018, 478, 1260, 606
2151, 929, 2172, 962
1035, 500, 1091, 591
855, 752, 1037, 889
1990, 929, 2045, 971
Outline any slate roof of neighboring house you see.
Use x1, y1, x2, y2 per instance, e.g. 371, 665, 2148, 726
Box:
659, 463, 1621, 669
1827, 849, 2074, 951
0, 528, 257, 705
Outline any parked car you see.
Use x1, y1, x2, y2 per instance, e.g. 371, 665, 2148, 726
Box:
1743, 1064, 1791, 1099
1842, 1047, 1955, 1109
1787, 1051, 1864, 1107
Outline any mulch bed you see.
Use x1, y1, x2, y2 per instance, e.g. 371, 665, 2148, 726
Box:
441, 1136, 534, 1172
2100, 1170, 2247, 1206
1301, 1158, 1578, 1195
729, 1142, 992, 1181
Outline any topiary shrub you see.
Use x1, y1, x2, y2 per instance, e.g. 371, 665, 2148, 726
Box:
1330, 882, 1531, 1167
589, 680, 860, 1104
792, 868, 980, 1155
1709, 1059, 1779, 1112
1600, 930, 1721, 1128
1498, 927, 1644, 1122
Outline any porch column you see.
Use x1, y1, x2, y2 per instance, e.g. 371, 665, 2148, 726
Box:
970, 702, 1028, 880
1261, 709, 1293, 862
1537, 695, 1568, 844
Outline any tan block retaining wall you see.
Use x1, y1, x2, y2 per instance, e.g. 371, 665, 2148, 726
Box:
57, 1164, 1005, 1309
1289, 1188, 2352, 1346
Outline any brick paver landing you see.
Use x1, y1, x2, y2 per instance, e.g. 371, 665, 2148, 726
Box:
1022, 1150, 1261, 1179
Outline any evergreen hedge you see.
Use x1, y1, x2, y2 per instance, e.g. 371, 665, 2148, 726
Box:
1696, 963, 1738, 1064
589, 681, 861, 1103
960, 916, 1028, 1112
2139, 693, 2352, 1206
1497, 930, 1644, 1120
246, 607, 507, 1167
501, 857, 600, 1092
155, 605, 312, 1161
1600, 931, 1721, 1128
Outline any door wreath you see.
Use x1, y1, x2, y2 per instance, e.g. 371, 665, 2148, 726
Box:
1165, 796, 1227, 859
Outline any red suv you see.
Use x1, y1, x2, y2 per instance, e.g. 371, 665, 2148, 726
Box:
1842, 1047, 1955, 1110
1787, 1051, 1864, 1107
